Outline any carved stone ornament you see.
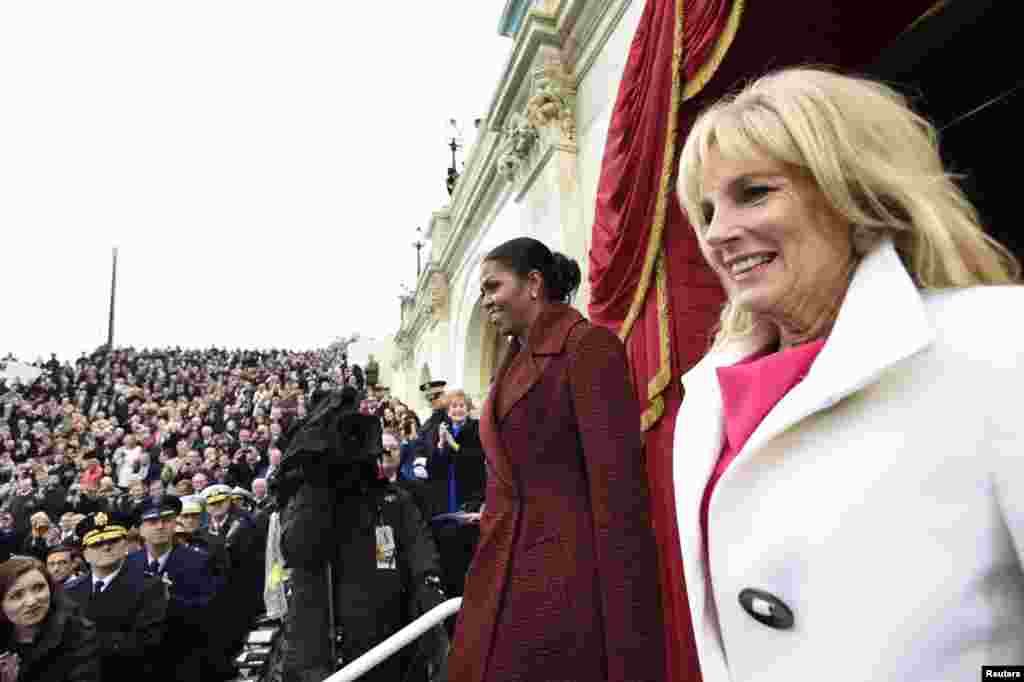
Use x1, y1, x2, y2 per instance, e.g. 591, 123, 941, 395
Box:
526, 59, 576, 142
428, 270, 450, 323
497, 111, 539, 181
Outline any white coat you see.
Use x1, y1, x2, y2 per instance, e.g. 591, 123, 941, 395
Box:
673, 240, 1024, 681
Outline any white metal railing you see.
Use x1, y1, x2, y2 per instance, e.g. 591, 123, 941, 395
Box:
323, 597, 462, 682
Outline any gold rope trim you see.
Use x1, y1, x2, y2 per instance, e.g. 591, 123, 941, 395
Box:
904, 0, 949, 35
640, 395, 665, 432
618, 1, 745, 430
681, 0, 746, 102
618, 0, 686, 345
647, 253, 673, 399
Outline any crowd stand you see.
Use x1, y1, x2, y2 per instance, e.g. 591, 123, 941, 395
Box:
0, 344, 484, 682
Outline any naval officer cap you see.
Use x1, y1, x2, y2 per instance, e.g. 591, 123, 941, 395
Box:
201, 483, 233, 505
419, 380, 447, 393
138, 495, 183, 523
231, 486, 254, 502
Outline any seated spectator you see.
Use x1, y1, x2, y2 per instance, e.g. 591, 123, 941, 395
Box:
0, 556, 100, 682
116, 435, 146, 490
118, 480, 149, 518
250, 478, 269, 509
380, 432, 401, 482
191, 472, 209, 493
95, 477, 118, 509
44, 545, 77, 586
258, 448, 281, 480
174, 479, 194, 498
398, 417, 423, 482
22, 511, 57, 562
0, 511, 18, 563
57, 512, 78, 545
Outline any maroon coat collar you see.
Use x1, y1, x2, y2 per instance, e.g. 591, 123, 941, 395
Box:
493, 304, 586, 423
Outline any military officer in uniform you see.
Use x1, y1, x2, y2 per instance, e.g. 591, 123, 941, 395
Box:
200, 484, 250, 538
125, 496, 222, 681
230, 486, 256, 519
201, 483, 263, 678
175, 494, 229, 580
412, 380, 449, 518
173, 495, 207, 549
64, 511, 168, 679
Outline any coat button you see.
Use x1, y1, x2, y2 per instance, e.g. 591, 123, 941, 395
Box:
738, 588, 794, 630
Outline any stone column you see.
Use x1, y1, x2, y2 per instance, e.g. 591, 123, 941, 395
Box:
527, 51, 587, 292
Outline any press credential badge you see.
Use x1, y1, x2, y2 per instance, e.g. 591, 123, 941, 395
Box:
375, 525, 397, 569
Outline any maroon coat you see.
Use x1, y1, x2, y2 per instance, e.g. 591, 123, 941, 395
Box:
448, 304, 665, 682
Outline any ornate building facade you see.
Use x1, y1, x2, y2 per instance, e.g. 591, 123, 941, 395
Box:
391, 0, 645, 414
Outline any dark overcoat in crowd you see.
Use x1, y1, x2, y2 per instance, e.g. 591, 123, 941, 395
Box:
426, 418, 486, 511
124, 545, 222, 681
447, 304, 665, 682
0, 593, 100, 682
8, 490, 40, 534
0, 527, 19, 563
63, 561, 168, 679
414, 408, 447, 470
201, 508, 265, 677
427, 418, 487, 598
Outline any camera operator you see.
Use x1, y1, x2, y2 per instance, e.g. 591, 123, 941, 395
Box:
276, 386, 447, 682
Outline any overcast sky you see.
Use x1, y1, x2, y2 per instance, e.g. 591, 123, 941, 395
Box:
1, 2, 512, 362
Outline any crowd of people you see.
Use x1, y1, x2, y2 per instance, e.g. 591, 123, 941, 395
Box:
0, 342, 489, 681
0, 344, 349, 559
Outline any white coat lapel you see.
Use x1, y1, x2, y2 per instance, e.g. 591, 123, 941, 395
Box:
675, 322, 776, 553
734, 240, 936, 464
673, 325, 773, 666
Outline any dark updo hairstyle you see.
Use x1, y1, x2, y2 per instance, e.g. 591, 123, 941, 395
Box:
484, 238, 581, 304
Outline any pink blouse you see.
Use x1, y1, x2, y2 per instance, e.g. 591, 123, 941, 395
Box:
699, 338, 827, 572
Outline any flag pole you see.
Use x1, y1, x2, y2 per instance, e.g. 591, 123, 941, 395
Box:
107, 247, 118, 349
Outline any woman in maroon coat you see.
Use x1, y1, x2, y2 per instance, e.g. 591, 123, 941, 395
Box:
448, 237, 665, 682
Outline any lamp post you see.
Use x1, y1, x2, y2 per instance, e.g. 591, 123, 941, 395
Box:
445, 118, 464, 196
413, 227, 425, 279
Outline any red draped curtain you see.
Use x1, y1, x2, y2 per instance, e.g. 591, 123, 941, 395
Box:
588, 2, 736, 680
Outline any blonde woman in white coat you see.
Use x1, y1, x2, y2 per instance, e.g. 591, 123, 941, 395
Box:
672, 67, 1023, 682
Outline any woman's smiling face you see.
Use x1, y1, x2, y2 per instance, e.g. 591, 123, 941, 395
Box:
480, 259, 534, 339
448, 397, 469, 424
695, 149, 854, 339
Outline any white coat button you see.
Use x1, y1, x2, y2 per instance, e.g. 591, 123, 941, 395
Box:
739, 588, 794, 629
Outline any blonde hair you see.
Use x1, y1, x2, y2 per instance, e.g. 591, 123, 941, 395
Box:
677, 67, 1020, 347
443, 389, 473, 412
